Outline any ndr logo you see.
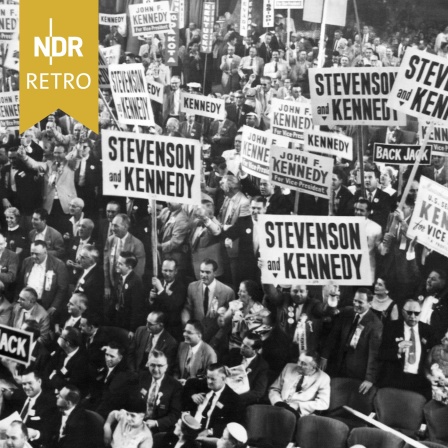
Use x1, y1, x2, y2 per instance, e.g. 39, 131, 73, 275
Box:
34, 18, 83, 65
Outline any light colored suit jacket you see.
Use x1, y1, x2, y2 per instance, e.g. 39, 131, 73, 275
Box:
269, 363, 330, 416
29, 226, 65, 259
0, 248, 19, 286
9, 302, 50, 344
176, 341, 217, 379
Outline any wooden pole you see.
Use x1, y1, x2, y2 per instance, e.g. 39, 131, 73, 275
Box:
293, 192, 299, 215
286, 8, 290, 64
353, 0, 363, 56
203, 53, 208, 94
317, 0, 328, 68
359, 127, 365, 197
151, 198, 158, 277
99, 88, 121, 130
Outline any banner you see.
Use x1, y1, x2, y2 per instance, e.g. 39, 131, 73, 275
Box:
270, 99, 313, 140
419, 122, 448, 156
99, 13, 126, 26
109, 63, 154, 126
129, 2, 170, 37
165, 11, 179, 67
269, 145, 333, 199
180, 92, 225, 120
258, 215, 372, 285
171, 0, 185, 29
0, 5, 18, 43
99, 50, 110, 89
309, 67, 406, 126
303, 0, 347, 26
102, 130, 202, 204
407, 176, 448, 258
100, 45, 121, 65
274, 0, 303, 7
263, 0, 274, 28
304, 129, 353, 161
373, 143, 432, 165
241, 126, 289, 180
0, 91, 19, 130
148, 79, 164, 104
0, 324, 33, 365
387, 48, 448, 124
3, 33, 19, 71
240, 0, 253, 37
200, 2, 215, 53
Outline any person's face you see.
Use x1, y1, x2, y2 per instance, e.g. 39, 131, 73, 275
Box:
246, 116, 256, 126
365, 49, 373, 58
7, 151, 18, 168
332, 174, 343, 190
112, 216, 127, 238
21, 373, 42, 398
427, 271, 445, 294
207, 369, 226, 391
228, 47, 235, 57
353, 292, 371, 314
386, 48, 393, 57
126, 412, 145, 428
53, 146, 66, 163
291, 285, 308, 304
78, 249, 94, 270
340, 57, 349, 67
250, 201, 266, 221
56, 388, 70, 410
240, 337, 257, 358
200, 263, 215, 285
265, 35, 272, 44
116, 256, 130, 276
402, 203, 413, 219
260, 181, 273, 196
57, 330, 71, 350
106, 204, 120, 222
432, 155, 445, 170
298, 354, 317, 376
79, 318, 94, 335
30, 244, 46, 264
363, 26, 369, 34
147, 355, 168, 379
370, 56, 379, 66
234, 136, 242, 153
31, 213, 46, 232
402, 301, 421, 327
171, 80, 180, 90
161, 260, 177, 283
374, 278, 388, 295
5, 426, 27, 448
167, 122, 176, 133
73, 124, 83, 139
104, 347, 122, 368
146, 313, 163, 335
187, 114, 195, 124
217, 428, 234, 448
354, 202, 369, 217
5, 212, 18, 228
78, 220, 92, 240
380, 171, 391, 186
334, 31, 341, 40
261, 79, 271, 92
249, 48, 256, 58
238, 283, 250, 304
272, 51, 279, 61
69, 201, 82, 216
374, 38, 380, 46
235, 93, 245, 106
67, 296, 83, 317
364, 171, 378, 190
183, 323, 201, 346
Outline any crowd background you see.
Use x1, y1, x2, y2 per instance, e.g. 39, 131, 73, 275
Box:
0, 0, 448, 447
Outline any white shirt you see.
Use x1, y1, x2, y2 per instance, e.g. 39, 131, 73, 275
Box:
27, 259, 47, 299
34, 226, 48, 242
65, 316, 81, 329
22, 390, 42, 420
69, 214, 84, 237
190, 340, 203, 357
78, 155, 89, 186
63, 348, 79, 368
151, 330, 162, 349
242, 354, 256, 369
60, 406, 76, 438
194, 385, 225, 428
403, 323, 421, 374
77, 263, 96, 287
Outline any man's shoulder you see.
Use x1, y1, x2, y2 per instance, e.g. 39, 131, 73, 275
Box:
47, 226, 63, 238
215, 280, 233, 294
161, 373, 182, 390
47, 254, 66, 269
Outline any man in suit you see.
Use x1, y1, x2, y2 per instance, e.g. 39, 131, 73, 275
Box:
206, 112, 238, 158
368, 126, 404, 154
73, 245, 104, 314
104, 213, 145, 303
98, 201, 121, 248
128, 311, 178, 374
29, 208, 65, 259
258, 33, 279, 63
189, 363, 244, 439
55, 293, 87, 335
134, 350, 182, 433
175, 320, 217, 381
220, 46, 242, 94
378, 299, 436, 396
179, 114, 203, 140
162, 76, 182, 123
269, 351, 331, 417
263, 50, 290, 80
62, 198, 86, 241
330, 167, 354, 216
225, 91, 255, 128
0, 232, 19, 296
53, 385, 95, 448
49, 327, 90, 396
238, 46, 264, 80
322, 288, 383, 395
149, 259, 186, 341
332, 30, 348, 53
422, 155, 448, 186
229, 332, 269, 406
2, 422, 33, 448
243, 75, 275, 129
16, 241, 69, 316
183, 259, 235, 342
79, 313, 110, 371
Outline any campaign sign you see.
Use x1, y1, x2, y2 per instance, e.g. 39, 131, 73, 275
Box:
180, 92, 225, 120
305, 129, 353, 161
258, 215, 372, 285
373, 143, 432, 165
0, 325, 33, 365
419, 121, 448, 156
270, 99, 313, 140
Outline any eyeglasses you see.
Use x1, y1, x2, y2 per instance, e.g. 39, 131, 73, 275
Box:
260, 83, 268, 86
148, 363, 167, 369
403, 310, 420, 316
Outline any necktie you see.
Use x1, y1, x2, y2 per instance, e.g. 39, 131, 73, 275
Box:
368, 192, 373, 202
295, 375, 305, 393
333, 191, 338, 214
274, 62, 278, 72
204, 286, 210, 316
146, 381, 158, 418
117, 277, 124, 308
114, 238, 123, 269
200, 393, 216, 429
146, 333, 154, 354
334, 39, 338, 50
20, 398, 31, 420
250, 58, 254, 66
237, 107, 241, 122
345, 314, 360, 349
189, 124, 192, 135
408, 327, 416, 364
183, 348, 192, 379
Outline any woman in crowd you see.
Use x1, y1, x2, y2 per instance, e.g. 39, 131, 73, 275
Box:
371, 277, 399, 323
4, 207, 28, 259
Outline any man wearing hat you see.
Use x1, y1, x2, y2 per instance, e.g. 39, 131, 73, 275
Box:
217, 423, 248, 448
187, 82, 202, 94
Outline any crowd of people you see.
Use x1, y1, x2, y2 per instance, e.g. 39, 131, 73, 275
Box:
0, 2, 447, 448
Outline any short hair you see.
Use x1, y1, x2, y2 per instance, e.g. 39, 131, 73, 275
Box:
241, 280, 260, 301
429, 269, 447, 283
166, 117, 180, 130
80, 218, 94, 231
63, 327, 82, 347
106, 200, 121, 211
207, 363, 228, 376
355, 287, 374, 302
201, 258, 218, 272
106, 341, 126, 357
82, 313, 102, 328
9, 421, 28, 440
245, 332, 262, 350
70, 197, 85, 209
303, 350, 321, 368
33, 208, 48, 221
260, 76, 271, 84
355, 197, 373, 212
119, 251, 138, 269
82, 244, 100, 263
162, 257, 178, 268
333, 166, 346, 181
4, 206, 20, 218
186, 319, 204, 337
64, 385, 81, 405
31, 240, 48, 250
364, 163, 380, 178
21, 368, 43, 382
23, 319, 40, 339
148, 349, 167, 363
21, 287, 38, 302
71, 293, 88, 311
403, 298, 421, 309
115, 213, 130, 228
251, 196, 267, 206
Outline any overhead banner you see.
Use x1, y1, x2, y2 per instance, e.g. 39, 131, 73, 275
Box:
407, 176, 448, 258
305, 129, 353, 161
108, 63, 155, 126
240, 0, 253, 37
270, 99, 313, 140
263, 0, 274, 28
148, 79, 164, 104
269, 145, 333, 199
373, 143, 432, 165
102, 130, 202, 205
0, 5, 18, 43
274, 0, 303, 8
387, 48, 448, 124
419, 122, 448, 156
0, 92, 19, 130
129, 2, 170, 37
303, 0, 347, 26
258, 215, 372, 285
200, 2, 215, 53
165, 11, 179, 67
180, 92, 225, 120
241, 126, 289, 180
309, 67, 406, 126
0, 324, 33, 365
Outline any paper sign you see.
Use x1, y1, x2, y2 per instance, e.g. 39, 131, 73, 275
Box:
0, 325, 33, 365
180, 92, 225, 120
373, 143, 432, 165
305, 129, 353, 161
129, 2, 170, 36
270, 99, 314, 140
419, 121, 448, 156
